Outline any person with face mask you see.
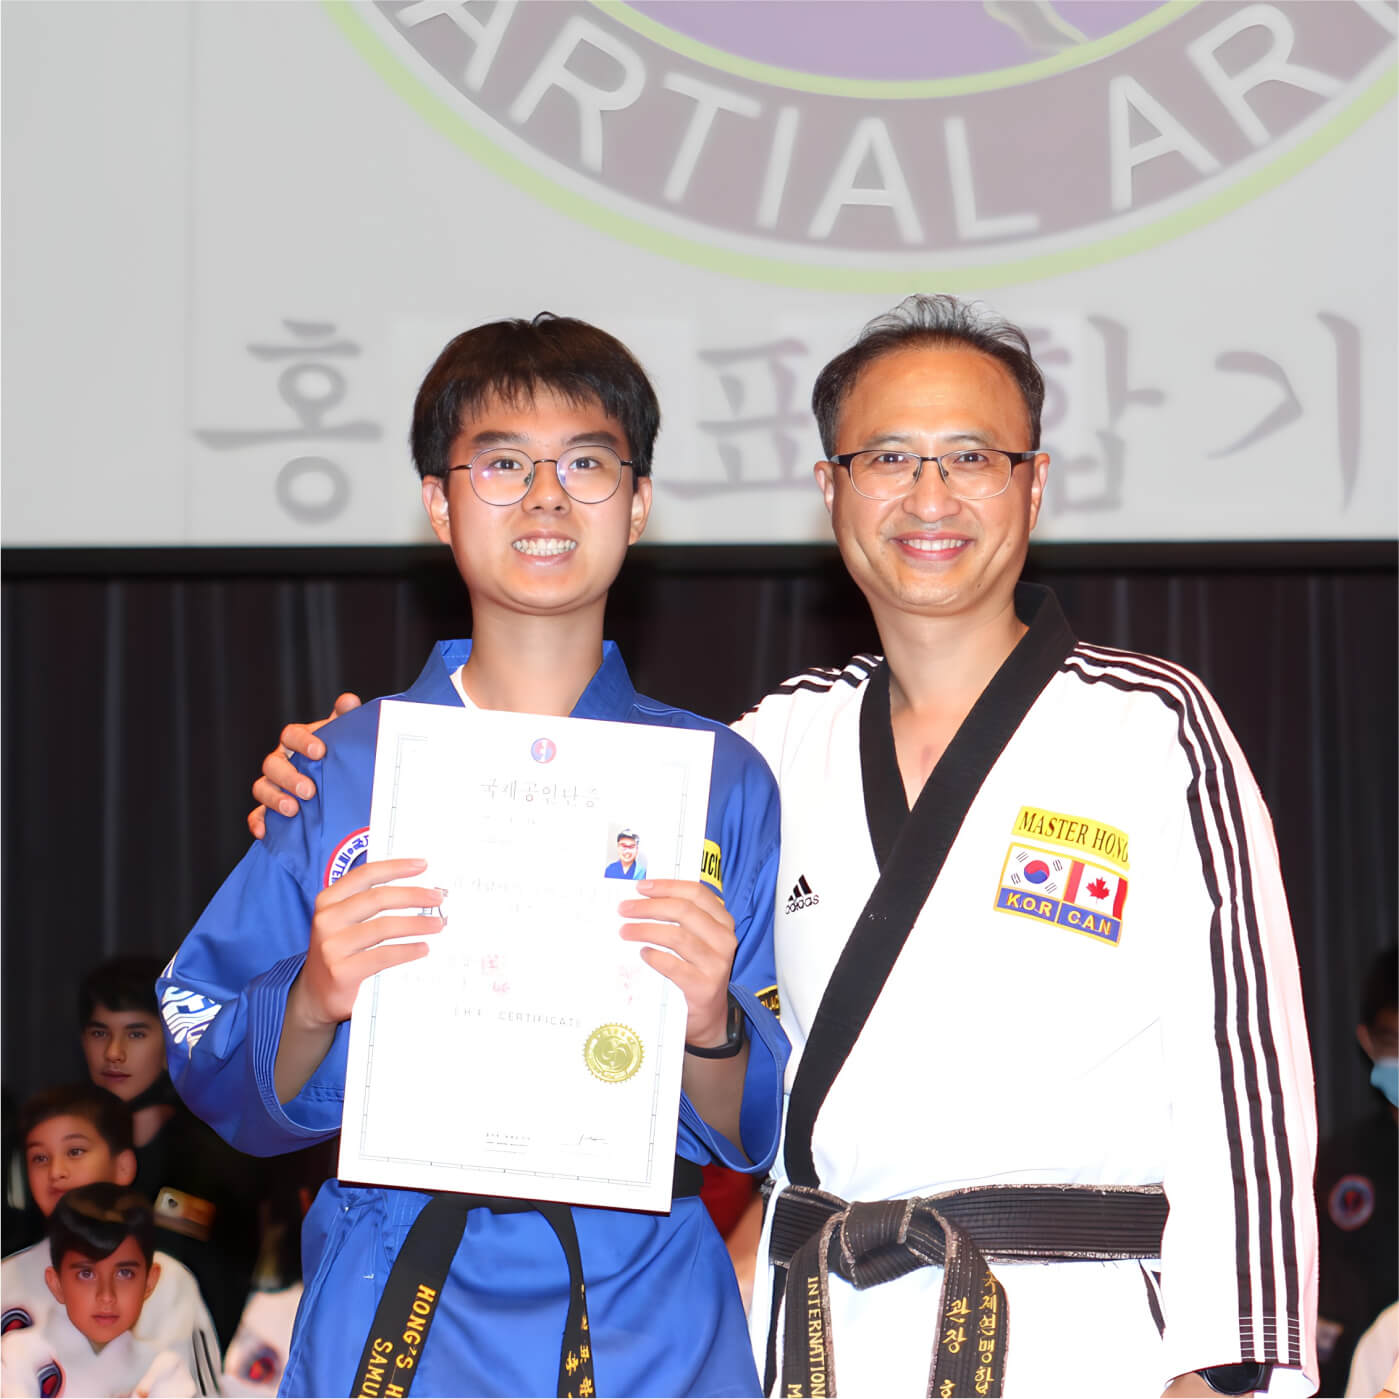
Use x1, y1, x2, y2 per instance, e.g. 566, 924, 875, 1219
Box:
1315, 943, 1398, 1397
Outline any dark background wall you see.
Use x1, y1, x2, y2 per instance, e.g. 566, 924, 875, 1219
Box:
3, 543, 1395, 1140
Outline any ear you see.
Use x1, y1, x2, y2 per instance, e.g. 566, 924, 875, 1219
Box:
627, 477, 653, 546
44, 1266, 64, 1305
113, 1148, 137, 1188
1357, 1023, 1376, 1061
814, 460, 836, 516
1026, 453, 1050, 532
144, 1260, 161, 1300
422, 476, 452, 546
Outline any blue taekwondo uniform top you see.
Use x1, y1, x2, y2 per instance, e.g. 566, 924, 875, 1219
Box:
158, 642, 788, 1397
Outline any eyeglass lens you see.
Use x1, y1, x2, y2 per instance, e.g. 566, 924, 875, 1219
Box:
469, 447, 624, 504
851, 450, 1013, 501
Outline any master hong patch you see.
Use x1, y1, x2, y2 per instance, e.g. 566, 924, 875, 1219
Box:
994, 806, 1130, 945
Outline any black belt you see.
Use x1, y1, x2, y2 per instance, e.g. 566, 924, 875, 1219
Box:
766, 1181, 1168, 1398
351, 1156, 705, 1399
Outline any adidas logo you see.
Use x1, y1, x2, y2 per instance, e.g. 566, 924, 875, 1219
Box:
784, 875, 820, 914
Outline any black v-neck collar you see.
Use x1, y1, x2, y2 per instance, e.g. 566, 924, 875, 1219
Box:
857, 584, 1076, 874
858, 662, 905, 872
785, 584, 1078, 1188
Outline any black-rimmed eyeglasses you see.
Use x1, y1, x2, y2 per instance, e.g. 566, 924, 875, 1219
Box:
448, 445, 636, 506
830, 448, 1036, 502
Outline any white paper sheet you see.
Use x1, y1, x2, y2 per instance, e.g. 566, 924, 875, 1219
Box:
338, 700, 714, 1212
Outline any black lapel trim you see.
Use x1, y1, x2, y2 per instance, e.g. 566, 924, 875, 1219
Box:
784, 585, 1077, 1188
859, 661, 906, 872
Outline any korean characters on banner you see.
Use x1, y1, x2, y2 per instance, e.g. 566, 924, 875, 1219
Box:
662, 307, 1370, 539
190, 304, 1374, 544
193, 317, 391, 541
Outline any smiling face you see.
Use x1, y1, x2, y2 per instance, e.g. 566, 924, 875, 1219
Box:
815, 343, 1048, 631
616, 837, 638, 867
421, 388, 651, 624
25, 1116, 136, 1218
45, 1240, 158, 1348
81, 1004, 167, 1102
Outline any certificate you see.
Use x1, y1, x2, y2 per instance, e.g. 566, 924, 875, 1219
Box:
338, 700, 714, 1212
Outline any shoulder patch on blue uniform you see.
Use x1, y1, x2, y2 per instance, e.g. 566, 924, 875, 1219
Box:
324, 827, 371, 887
160, 986, 222, 1050
699, 839, 723, 892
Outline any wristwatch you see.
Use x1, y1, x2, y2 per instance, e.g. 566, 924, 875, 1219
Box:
684, 993, 746, 1059
1199, 1363, 1270, 1395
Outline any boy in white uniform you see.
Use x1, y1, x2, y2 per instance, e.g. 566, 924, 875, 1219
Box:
1, 1183, 194, 1397
2, 1086, 222, 1395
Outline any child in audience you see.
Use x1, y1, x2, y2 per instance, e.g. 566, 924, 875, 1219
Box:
0, 1183, 193, 1396
79, 958, 259, 1347
2, 1085, 222, 1395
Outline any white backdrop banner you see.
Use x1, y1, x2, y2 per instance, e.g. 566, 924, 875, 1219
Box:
2, 0, 1394, 546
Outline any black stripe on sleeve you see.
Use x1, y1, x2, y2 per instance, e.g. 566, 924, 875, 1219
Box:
736, 655, 884, 721
1064, 645, 1301, 1365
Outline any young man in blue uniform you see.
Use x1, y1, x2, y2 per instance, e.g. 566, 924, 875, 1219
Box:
158, 315, 787, 1397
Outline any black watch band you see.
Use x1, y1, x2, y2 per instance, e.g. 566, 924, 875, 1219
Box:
685, 992, 746, 1059
1199, 1363, 1270, 1395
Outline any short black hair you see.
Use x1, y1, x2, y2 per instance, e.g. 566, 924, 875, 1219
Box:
410, 313, 660, 482
48, 1182, 155, 1271
811, 293, 1046, 456
78, 955, 164, 1028
20, 1083, 135, 1157
1360, 943, 1397, 1028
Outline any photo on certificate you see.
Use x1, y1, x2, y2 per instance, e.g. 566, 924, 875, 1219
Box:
338, 701, 714, 1212
603, 824, 646, 881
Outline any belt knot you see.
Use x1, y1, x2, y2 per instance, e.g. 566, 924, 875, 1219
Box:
836, 1198, 922, 1290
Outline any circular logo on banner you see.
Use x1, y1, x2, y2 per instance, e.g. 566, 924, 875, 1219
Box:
584, 1023, 645, 1083
530, 737, 557, 764
1327, 1173, 1376, 1231
339, 1, 1395, 288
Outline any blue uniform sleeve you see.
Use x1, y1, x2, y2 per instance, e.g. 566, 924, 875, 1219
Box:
158, 753, 354, 1157
677, 728, 788, 1173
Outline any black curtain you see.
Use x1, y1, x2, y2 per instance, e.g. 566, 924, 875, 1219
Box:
3, 543, 1394, 1140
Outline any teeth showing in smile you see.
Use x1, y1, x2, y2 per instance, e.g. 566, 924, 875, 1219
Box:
900, 536, 964, 552
513, 538, 576, 557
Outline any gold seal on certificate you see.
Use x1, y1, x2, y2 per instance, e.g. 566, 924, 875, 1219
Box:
584, 1024, 645, 1083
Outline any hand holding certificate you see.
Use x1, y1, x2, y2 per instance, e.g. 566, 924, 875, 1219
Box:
338, 700, 714, 1212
